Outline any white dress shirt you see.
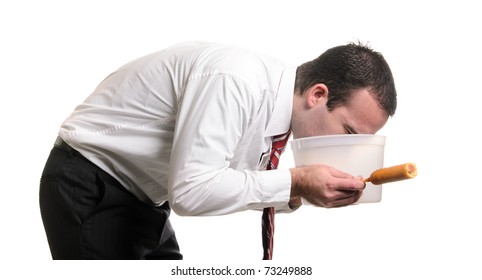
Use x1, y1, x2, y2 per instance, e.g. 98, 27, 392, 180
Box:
59, 42, 295, 216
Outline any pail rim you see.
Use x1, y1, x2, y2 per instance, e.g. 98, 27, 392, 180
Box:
290, 134, 385, 150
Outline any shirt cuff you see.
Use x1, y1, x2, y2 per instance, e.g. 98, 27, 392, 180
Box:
258, 168, 295, 213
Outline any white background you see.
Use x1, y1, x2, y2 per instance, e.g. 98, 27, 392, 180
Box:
1, 0, 481, 279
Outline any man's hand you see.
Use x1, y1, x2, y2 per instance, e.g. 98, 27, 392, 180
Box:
289, 164, 365, 208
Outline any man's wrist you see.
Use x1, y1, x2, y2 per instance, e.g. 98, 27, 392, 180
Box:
289, 196, 302, 210
289, 168, 303, 210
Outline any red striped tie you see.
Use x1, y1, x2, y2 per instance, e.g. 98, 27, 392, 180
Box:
262, 131, 291, 260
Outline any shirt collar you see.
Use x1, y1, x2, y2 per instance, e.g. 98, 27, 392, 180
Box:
265, 66, 296, 137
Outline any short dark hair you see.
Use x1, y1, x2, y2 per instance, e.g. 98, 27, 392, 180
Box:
295, 42, 397, 116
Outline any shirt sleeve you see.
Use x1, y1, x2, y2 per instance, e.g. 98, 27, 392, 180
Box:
168, 72, 292, 216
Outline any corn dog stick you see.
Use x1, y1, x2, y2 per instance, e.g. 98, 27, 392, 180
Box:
363, 163, 417, 185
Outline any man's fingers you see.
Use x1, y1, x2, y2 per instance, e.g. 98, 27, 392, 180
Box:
325, 190, 363, 208
336, 177, 366, 191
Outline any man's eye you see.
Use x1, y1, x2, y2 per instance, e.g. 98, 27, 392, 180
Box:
344, 125, 357, 134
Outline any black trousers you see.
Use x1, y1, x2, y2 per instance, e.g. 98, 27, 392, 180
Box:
39, 139, 182, 260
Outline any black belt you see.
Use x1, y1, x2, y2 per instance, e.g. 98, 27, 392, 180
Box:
54, 136, 74, 152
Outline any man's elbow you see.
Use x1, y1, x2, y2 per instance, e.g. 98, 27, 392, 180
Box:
168, 189, 205, 216
170, 199, 196, 216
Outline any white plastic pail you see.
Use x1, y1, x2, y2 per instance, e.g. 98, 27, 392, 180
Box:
290, 134, 385, 203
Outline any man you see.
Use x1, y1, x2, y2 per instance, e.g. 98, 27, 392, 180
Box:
39, 41, 396, 259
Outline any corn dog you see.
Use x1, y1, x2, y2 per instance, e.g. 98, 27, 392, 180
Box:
363, 163, 417, 185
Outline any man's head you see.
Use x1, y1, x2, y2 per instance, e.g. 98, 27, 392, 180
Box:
291, 42, 397, 139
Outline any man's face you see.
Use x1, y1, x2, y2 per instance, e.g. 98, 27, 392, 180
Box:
292, 86, 389, 139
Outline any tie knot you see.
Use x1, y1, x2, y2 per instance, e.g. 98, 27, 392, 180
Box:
272, 131, 291, 142
267, 131, 291, 171
271, 131, 291, 151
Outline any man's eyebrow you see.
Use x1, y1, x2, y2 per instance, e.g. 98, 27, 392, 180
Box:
344, 124, 359, 134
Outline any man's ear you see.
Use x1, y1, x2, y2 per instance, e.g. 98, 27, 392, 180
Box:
304, 83, 329, 108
